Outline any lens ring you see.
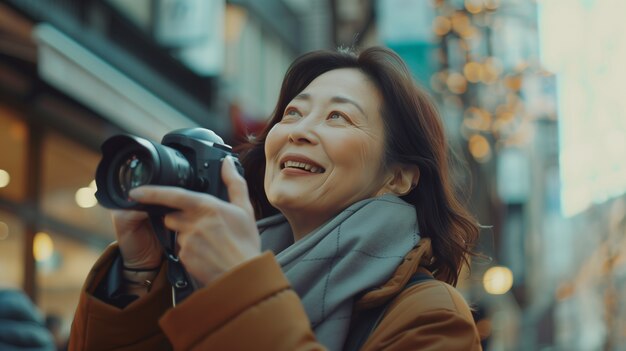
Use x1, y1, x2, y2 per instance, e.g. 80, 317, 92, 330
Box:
109, 148, 154, 203
119, 154, 151, 195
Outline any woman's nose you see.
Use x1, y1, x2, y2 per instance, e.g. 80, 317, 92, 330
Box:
287, 119, 319, 145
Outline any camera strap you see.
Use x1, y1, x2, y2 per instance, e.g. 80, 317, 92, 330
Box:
148, 214, 195, 306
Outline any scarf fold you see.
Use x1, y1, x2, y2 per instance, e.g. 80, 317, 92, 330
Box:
258, 194, 420, 350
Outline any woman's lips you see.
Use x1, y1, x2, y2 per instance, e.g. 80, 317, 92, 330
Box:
279, 153, 326, 173
280, 167, 321, 176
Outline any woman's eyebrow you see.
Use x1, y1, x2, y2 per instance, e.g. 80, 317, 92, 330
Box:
293, 93, 366, 116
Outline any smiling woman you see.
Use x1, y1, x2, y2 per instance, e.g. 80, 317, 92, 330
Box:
263, 68, 395, 240
69, 47, 482, 351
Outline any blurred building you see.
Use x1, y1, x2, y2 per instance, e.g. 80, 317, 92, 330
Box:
0, 0, 332, 339
335, 0, 626, 350
369, 1, 549, 349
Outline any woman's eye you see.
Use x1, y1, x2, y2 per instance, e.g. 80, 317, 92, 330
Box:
328, 112, 350, 122
283, 108, 302, 119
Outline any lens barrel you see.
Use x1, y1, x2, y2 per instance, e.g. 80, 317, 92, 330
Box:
95, 134, 193, 211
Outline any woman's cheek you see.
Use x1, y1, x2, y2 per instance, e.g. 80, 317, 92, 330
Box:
264, 125, 285, 159
264, 125, 283, 194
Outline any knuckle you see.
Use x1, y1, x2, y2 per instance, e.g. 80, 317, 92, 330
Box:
164, 214, 181, 228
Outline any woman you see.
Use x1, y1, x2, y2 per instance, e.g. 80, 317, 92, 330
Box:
69, 47, 481, 350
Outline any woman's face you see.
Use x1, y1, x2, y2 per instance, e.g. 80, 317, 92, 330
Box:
264, 68, 391, 237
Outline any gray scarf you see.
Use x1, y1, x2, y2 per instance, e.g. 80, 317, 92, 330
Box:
258, 194, 420, 350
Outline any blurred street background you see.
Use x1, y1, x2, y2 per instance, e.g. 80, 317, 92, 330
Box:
1, 0, 625, 350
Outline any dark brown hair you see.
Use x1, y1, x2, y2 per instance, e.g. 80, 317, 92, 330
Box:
236, 47, 479, 286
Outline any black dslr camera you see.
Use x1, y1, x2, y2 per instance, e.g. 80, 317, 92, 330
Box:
95, 128, 243, 213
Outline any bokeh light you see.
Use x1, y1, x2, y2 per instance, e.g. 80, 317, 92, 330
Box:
432, 16, 452, 36
75, 185, 98, 208
465, 0, 484, 14
33, 232, 54, 262
0, 169, 10, 188
484, 0, 501, 11
446, 72, 468, 94
468, 134, 492, 162
483, 266, 514, 295
463, 61, 484, 83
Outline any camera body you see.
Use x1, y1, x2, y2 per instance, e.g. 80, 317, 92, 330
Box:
95, 128, 243, 214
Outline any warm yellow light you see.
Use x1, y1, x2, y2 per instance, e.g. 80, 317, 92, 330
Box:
504, 74, 523, 91
0, 169, 10, 188
465, 0, 483, 14
468, 134, 492, 162
481, 57, 503, 84
464, 107, 492, 131
433, 16, 452, 36
89, 180, 97, 190
451, 13, 471, 35
459, 26, 479, 39
483, 266, 513, 295
76, 187, 98, 208
483, 0, 500, 11
0, 221, 8, 240
446, 72, 468, 94
495, 105, 515, 121
463, 62, 484, 83
34, 232, 54, 262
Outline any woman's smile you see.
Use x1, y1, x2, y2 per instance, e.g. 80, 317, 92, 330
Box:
263, 68, 391, 238
279, 153, 326, 175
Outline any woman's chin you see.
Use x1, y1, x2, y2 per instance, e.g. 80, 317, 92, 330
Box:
268, 195, 302, 210
268, 193, 317, 213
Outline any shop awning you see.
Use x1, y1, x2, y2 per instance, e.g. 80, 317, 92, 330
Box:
33, 24, 199, 141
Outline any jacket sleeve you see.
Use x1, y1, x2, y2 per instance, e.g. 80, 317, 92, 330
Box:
68, 244, 173, 351
159, 251, 326, 351
361, 280, 482, 351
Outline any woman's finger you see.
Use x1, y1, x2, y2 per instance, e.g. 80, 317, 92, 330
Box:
129, 185, 219, 212
221, 156, 253, 214
163, 211, 188, 232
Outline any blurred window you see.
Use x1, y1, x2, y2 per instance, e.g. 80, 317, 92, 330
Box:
0, 124, 117, 333
40, 131, 115, 240
36, 230, 101, 336
540, 0, 626, 216
0, 103, 28, 202
0, 210, 24, 289
36, 131, 114, 339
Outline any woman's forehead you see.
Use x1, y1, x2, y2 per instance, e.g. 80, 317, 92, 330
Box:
295, 69, 381, 109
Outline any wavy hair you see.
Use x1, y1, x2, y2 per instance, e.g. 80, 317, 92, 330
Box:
236, 47, 479, 286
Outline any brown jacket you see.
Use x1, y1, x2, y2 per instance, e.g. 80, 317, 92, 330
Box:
69, 239, 481, 350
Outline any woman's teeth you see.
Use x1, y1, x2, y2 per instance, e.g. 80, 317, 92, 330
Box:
283, 160, 324, 173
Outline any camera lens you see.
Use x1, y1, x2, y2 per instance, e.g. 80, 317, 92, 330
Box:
106, 147, 155, 203
95, 133, 197, 211
116, 152, 153, 200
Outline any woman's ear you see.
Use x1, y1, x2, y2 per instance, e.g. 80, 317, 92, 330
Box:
377, 164, 420, 196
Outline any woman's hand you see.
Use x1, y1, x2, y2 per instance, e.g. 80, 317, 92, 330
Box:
111, 209, 163, 270
128, 156, 261, 286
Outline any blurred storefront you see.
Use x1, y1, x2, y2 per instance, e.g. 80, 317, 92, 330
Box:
0, 0, 322, 340
0, 0, 211, 337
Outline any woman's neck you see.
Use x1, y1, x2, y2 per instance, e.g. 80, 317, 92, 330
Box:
282, 211, 332, 242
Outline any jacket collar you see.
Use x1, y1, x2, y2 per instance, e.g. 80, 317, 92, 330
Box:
355, 238, 434, 310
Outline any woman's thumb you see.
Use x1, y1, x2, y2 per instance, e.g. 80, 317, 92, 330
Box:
221, 156, 251, 212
